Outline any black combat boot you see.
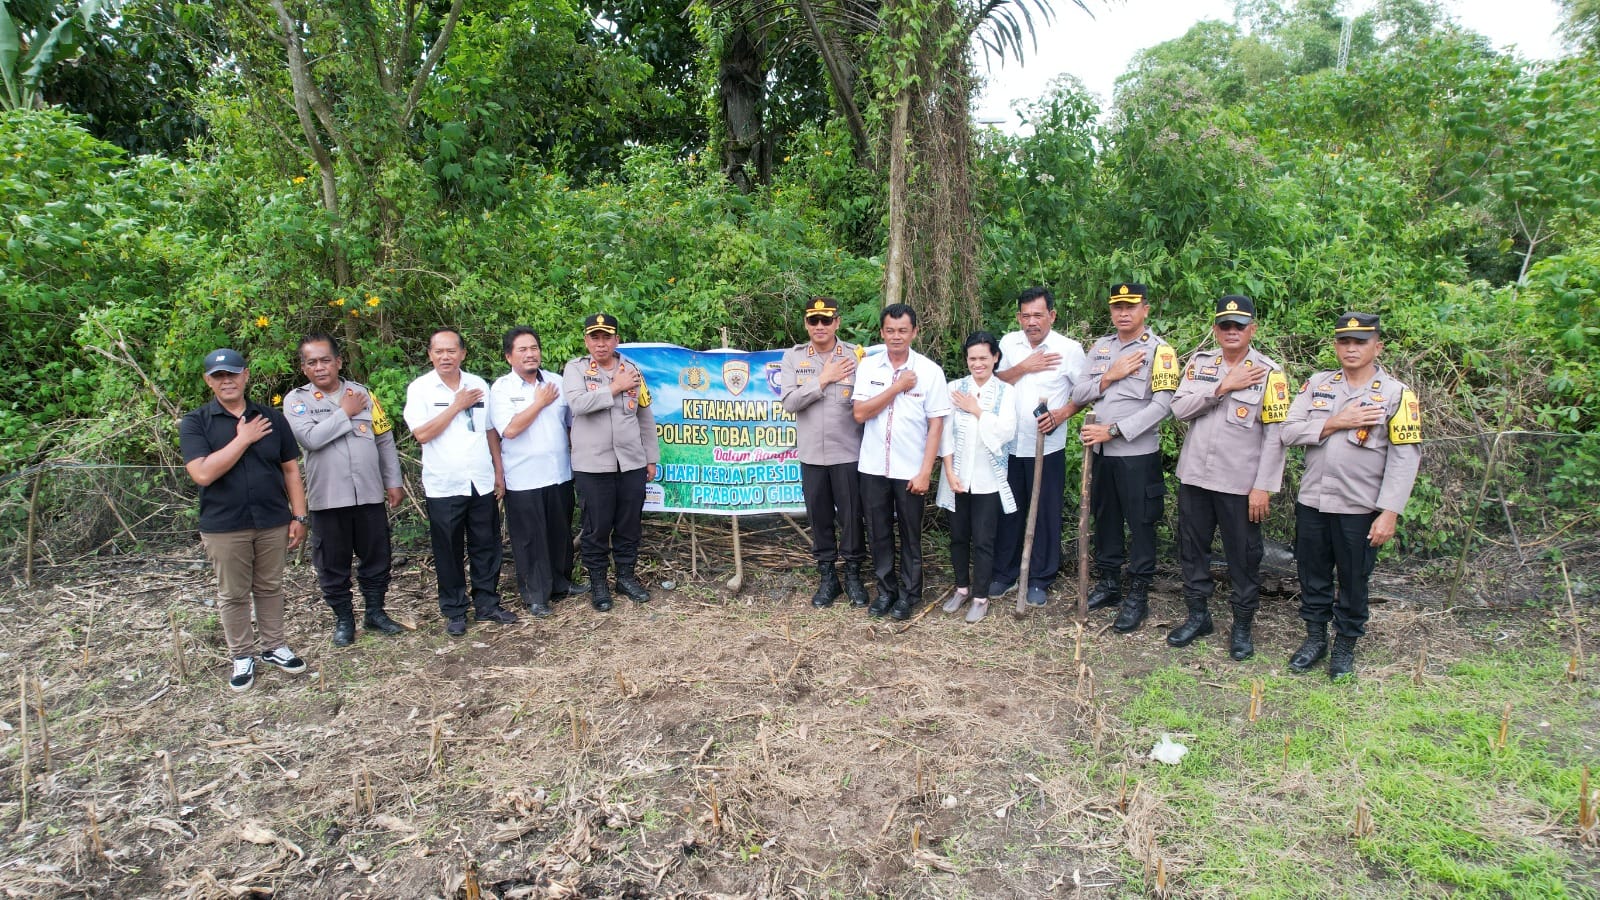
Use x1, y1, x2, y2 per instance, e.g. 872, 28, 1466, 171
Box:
590, 577, 614, 612
615, 569, 652, 603
1288, 621, 1328, 672
1229, 613, 1255, 661
1087, 571, 1122, 611
1113, 577, 1150, 633
1167, 594, 1214, 647
843, 562, 871, 608
332, 607, 357, 647
1328, 634, 1358, 681
811, 564, 843, 608
362, 595, 404, 635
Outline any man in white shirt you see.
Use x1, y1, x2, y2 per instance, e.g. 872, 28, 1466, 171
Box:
991, 287, 1087, 606
852, 304, 951, 620
489, 327, 583, 619
403, 328, 518, 637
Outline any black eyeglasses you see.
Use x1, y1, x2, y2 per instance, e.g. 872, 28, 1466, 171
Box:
806, 316, 835, 326
1216, 321, 1249, 332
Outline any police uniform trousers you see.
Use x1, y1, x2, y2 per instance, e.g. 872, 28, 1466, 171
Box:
425, 488, 503, 619
309, 502, 392, 613
800, 462, 865, 566
860, 474, 925, 604
1177, 484, 1262, 615
1294, 502, 1379, 639
504, 480, 577, 607
993, 449, 1066, 591
575, 468, 646, 578
1090, 451, 1163, 580
950, 491, 1002, 594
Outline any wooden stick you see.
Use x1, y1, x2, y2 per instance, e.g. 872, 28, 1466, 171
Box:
708, 781, 723, 832
24, 466, 44, 587
722, 327, 745, 594
161, 751, 179, 807
1496, 701, 1511, 750
1077, 412, 1096, 624
1014, 403, 1048, 618
86, 802, 106, 859
17, 672, 29, 827
363, 768, 374, 814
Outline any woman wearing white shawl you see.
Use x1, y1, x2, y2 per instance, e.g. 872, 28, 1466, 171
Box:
937, 332, 1018, 623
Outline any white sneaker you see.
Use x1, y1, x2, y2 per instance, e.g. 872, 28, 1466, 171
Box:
260, 646, 307, 674
941, 588, 969, 614
229, 656, 256, 692
965, 598, 990, 624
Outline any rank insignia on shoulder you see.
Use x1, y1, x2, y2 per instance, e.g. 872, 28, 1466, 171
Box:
1297, 381, 1308, 393
313, 391, 324, 400
371, 396, 393, 435
1388, 388, 1421, 444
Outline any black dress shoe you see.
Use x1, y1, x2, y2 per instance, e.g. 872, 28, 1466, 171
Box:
867, 594, 894, 618
478, 607, 520, 625
528, 601, 553, 618
555, 579, 590, 599
615, 574, 652, 603
888, 598, 916, 621
446, 616, 468, 637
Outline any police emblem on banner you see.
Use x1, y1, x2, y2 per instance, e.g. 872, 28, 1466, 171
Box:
680, 359, 710, 392
723, 360, 750, 396
764, 362, 783, 395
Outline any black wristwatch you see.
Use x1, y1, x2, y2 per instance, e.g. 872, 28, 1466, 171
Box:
1107, 423, 1121, 439
292, 515, 310, 525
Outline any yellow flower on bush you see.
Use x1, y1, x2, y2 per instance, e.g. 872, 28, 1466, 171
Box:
330, 297, 346, 307
271, 394, 282, 405
668, 277, 676, 284
293, 176, 307, 184
350, 309, 360, 317
255, 315, 270, 328
366, 295, 380, 307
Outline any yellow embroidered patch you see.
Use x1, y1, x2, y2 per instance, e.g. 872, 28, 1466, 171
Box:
1260, 371, 1289, 424
637, 379, 652, 409
370, 396, 393, 435
1388, 388, 1421, 444
1150, 344, 1180, 392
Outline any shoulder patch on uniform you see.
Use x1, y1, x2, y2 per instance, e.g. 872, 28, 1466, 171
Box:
1150, 344, 1180, 392
637, 378, 652, 409
371, 396, 393, 435
1388, 388, 1421, 444
1261, 371, 1289, 423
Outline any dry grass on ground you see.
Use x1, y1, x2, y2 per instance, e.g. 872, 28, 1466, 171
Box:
1, 519, 1595, 898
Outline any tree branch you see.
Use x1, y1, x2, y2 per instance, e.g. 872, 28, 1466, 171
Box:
400, 0, 463, 131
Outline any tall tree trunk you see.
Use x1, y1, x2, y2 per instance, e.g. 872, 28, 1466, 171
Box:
794, 0, 875, 171
720, 25, 767, 193
883, 90, 912, 308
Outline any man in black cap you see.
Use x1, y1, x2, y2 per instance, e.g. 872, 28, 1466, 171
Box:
1281, 312, 1421, 679
1169, 296, 1289, 659
179, 348, 310, 693
563, 313, 659, 611
779, 297, 870, 608
1071, 283, 1178, 633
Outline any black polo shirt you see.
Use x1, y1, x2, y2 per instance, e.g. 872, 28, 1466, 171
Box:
179, 398, 301, 534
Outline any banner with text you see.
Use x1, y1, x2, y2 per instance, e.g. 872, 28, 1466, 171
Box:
625, 343, 805, 515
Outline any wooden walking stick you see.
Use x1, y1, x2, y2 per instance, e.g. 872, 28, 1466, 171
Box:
1076, 412, 1096, 625
1014, 398, 1049, 618
720, 327, 745, 595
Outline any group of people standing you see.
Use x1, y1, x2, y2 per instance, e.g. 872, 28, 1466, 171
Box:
177, 283, 1419, 694
781, 284, 1420, 682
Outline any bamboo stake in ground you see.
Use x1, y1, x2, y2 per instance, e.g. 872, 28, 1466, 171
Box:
161, 751, 179, 807
17, 671, 29, 827
1013, 402, 1048, 618
1352, 798, 1373, 838
1562, 560, 1584, 683
1579, 766, 1595, 838
86, 802, 106, 859
168, 610, 187, 682
1076, 412, 1096, 624
1495, 702, 1512, 750
1282, 733, 1291, 769
31, 678, 49, 773
1413, 641, 1427, 686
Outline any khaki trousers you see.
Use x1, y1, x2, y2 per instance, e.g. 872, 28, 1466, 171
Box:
201, 526, 289, 657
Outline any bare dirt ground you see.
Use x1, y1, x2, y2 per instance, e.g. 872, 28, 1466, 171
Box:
1, 517, 1594, 899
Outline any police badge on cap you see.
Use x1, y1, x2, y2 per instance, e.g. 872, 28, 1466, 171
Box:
1333, 311, 1380, 340
584, 313, 619, 335
803, 297, 838, 319
1215, 294, 1255, 325
1109, 283, 1148, 305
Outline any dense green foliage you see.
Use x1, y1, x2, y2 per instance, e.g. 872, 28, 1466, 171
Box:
2, 0, 1597, 564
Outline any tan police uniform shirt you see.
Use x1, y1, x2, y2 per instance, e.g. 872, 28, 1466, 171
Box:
1280, 365, 1422, 515
779, 340, 864, 466
1171, 347, 1289, 496
563, 353, 659, 474
283, 379, 402, 511
1069, 328, 1178, 457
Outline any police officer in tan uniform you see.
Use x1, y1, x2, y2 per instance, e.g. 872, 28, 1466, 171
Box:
563, 313, 659, 612
284, 333, 406, 647
1072, 283, 1178, 633
780, 297, 870, 608
1169, 297, 1289, 659
1280, 311, 1421, 680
